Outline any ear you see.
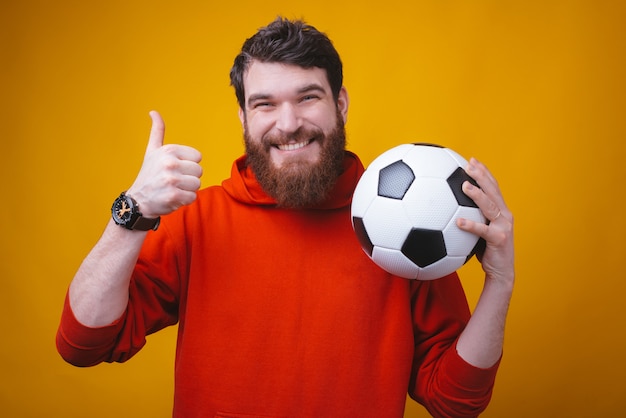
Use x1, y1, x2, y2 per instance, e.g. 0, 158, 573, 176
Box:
238, 107, 245, 128
337, 86, 349, 124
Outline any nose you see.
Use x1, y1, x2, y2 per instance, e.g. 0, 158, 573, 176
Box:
275, 103, 301, 134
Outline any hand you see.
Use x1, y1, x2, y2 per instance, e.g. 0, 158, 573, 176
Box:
126, 111, 203, 218
457, 158, 514, 287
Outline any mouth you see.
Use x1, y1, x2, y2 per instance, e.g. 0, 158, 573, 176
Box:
274, 139, 314, 151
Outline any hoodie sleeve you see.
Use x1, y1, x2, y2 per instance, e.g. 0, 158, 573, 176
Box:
56, 224, 181, 367
408, 273, 500, 417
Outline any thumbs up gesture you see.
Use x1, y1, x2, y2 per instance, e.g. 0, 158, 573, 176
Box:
126, 111, 203, 218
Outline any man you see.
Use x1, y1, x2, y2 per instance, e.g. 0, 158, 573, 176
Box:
57, 17, 515, 418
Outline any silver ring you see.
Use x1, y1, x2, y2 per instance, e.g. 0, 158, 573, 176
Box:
493, 210, 501, 220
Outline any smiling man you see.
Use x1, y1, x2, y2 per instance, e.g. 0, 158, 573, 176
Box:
241, 62, 349, 208
57, 17, 515, 418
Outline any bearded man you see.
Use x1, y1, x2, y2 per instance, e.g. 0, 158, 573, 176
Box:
57, 17, 515, 418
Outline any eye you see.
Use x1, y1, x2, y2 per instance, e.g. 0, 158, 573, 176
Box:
252, 101, 273, 110
300, 94, 320, 103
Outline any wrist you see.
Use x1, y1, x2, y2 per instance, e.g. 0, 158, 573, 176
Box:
483, 272, 515, 300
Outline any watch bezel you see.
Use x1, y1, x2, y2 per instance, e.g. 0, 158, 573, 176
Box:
111, 192, 160, 231
111, 192, 137, 226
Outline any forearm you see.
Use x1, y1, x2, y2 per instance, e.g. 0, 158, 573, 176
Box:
68, 220, 148, 327
456, 273, 514, 368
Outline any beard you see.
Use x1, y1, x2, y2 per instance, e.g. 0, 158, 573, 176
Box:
244, 110, 347, 209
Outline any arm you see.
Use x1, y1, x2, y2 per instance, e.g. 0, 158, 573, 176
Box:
409, 273, 500, 418
67, 111, 203, 327
456, 157, 515, 368
68, 221, 148, 327
408, 159, 513, 417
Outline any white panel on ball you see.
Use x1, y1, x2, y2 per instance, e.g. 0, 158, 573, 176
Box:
443, 148, 470, 169
402, 145, 459, 178
403, 177, 457, 230
366, 144, 414, 172
417, 256, 469, 281
350, 168, 379, 218
371, 246, 420, 279
362, 197, 413, 250
442, 207, 486, 257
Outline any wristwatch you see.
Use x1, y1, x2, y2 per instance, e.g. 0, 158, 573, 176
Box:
111, 192, 160, 231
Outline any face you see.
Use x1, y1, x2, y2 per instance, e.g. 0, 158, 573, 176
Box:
239, 61, 349, 208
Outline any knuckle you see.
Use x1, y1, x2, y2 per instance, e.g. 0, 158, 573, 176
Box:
162, 158, 179, 171
162, 175, 178, 188
160, 143, 176, 153
494, 230, 508, 245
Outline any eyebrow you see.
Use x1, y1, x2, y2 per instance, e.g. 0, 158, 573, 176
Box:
246, 83, 328, 108
297, 83, 327, 95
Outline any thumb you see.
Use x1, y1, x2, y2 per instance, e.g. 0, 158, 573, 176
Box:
146, 110, 165, 152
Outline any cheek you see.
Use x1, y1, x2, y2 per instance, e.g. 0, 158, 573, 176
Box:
310, 105, 341, 131
245, 114, 274, 140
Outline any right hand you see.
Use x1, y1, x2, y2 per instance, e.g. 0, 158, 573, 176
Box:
126, 111, 203, 218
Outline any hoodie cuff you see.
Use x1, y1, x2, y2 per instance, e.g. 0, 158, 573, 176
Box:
57, 293, 124, 351
439, 346, 501, 394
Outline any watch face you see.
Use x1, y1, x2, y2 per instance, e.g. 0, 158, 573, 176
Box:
112, 195, 135, 225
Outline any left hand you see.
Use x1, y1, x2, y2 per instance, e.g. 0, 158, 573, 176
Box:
457, 158, 515, 286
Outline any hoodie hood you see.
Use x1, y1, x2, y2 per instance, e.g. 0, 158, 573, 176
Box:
221, 151, 365, 210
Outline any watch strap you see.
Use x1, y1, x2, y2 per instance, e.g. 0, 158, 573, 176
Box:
127, 214, 161, 231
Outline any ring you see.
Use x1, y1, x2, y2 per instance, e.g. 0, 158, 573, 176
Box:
493, 210, 501, 221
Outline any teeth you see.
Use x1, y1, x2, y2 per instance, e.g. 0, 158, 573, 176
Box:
277, 140, 311, 151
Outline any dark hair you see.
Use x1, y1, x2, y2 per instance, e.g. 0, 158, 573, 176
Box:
230, 17, 343, 109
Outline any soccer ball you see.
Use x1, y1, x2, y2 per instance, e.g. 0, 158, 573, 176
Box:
351, 143, 486, 280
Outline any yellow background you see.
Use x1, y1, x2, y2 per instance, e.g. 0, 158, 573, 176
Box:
1, 0, 625, 417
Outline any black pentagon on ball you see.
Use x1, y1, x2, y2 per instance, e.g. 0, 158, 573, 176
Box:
447, 167, 480, 208
465, 237, 486, 264
352, 216, 374, 257
401, 228, 447, 267
411, 142, 443, 148
378, 160, 415, 199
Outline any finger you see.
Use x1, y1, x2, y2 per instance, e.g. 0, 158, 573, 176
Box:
466, 158, 496, 195
177, 159, 204, 179
468, 158, 497, 186
171, 189, 199, 208
466, 158, 508, 213
168, 144, 203, 164
462, 181, 501, 221
456, 216, 490, 239
177, 174, 202, 192
146, 110, 165, 153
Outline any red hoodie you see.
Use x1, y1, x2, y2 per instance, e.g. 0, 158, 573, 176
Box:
57, 152, 499, 418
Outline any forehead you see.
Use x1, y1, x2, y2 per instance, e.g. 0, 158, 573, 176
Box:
243, 61, 331, 98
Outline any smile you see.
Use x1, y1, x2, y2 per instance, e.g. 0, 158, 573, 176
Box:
276, 139, 312, 151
